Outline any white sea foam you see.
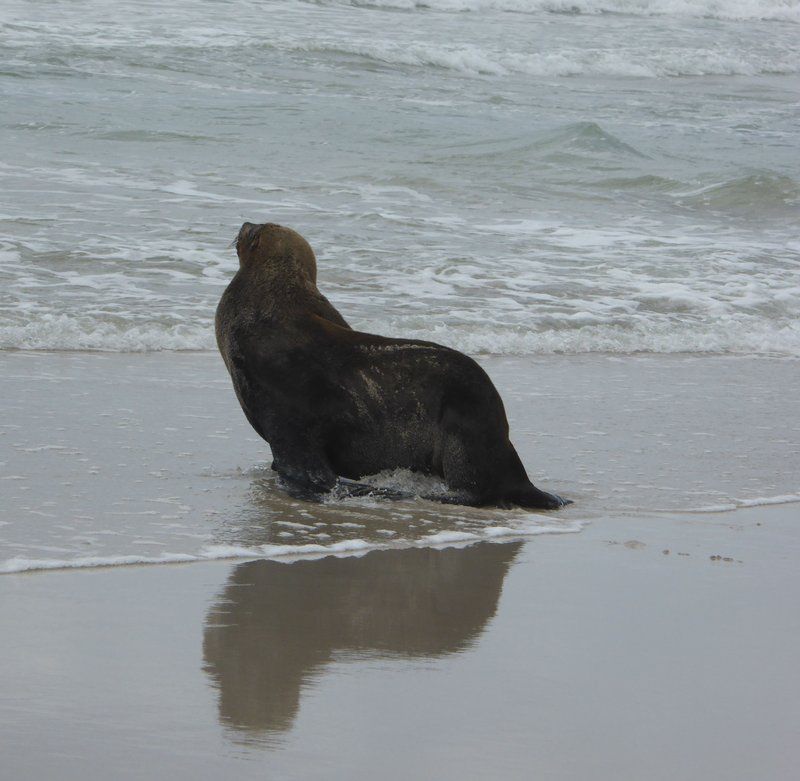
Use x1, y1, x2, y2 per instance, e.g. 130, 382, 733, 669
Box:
737, 494, 800, 508
3, 4, 796, 78
2, 314, 799, 356
1, 0, 797, 362
0, 316, 215, 352
0, 519, 586, 574
320, 0, 800, 23
360, 319, 800, 357
293, 39, 800, 78
656, 492, 800, 514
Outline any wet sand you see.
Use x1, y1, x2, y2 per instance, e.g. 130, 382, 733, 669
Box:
2, 505, 799, 780
1, 351, 799, 778
2, 351, 798, 569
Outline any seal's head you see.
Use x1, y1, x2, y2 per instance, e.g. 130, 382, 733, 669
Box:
236, 222, 318, 285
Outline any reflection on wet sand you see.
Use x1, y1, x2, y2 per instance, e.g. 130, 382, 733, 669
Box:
202, 542, 521, 741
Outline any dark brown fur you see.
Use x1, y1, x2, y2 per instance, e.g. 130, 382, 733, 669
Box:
216, 222, 569, 509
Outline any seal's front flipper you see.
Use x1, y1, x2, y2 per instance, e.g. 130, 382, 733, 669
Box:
270, 443, 337, 501
276, 476, 329, 502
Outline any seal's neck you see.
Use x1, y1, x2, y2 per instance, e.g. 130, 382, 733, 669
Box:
239, 263, 319, 318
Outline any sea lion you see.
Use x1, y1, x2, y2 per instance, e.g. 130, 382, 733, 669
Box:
215, 222, 569, 509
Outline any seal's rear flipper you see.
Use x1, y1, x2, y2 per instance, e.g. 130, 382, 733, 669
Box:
506, 485, 572, 510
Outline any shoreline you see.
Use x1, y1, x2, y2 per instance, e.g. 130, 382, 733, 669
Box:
5, 491, 800, 576
3, 347, 800, 359
2, 504, 798, 779
1, 350, 798, 574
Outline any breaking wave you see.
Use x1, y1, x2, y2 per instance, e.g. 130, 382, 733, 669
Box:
2, 314, 799, 356
313, 0, 800, 24
294, 39, 800, 78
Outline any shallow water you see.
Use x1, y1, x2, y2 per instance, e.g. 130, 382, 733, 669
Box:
2, 0, 799, 354
1, 352, 797, 573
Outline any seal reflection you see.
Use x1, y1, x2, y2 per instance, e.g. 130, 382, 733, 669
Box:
202, 542, 521, 742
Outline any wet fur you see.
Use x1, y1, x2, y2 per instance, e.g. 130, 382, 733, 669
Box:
216, 222, 569, 509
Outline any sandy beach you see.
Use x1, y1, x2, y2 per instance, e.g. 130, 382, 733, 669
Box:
2, 506, 798, 779
1, 352, 798, 779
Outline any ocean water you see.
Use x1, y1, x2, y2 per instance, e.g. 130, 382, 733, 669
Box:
1, 1, 799, 573
1, 0, 799, 355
